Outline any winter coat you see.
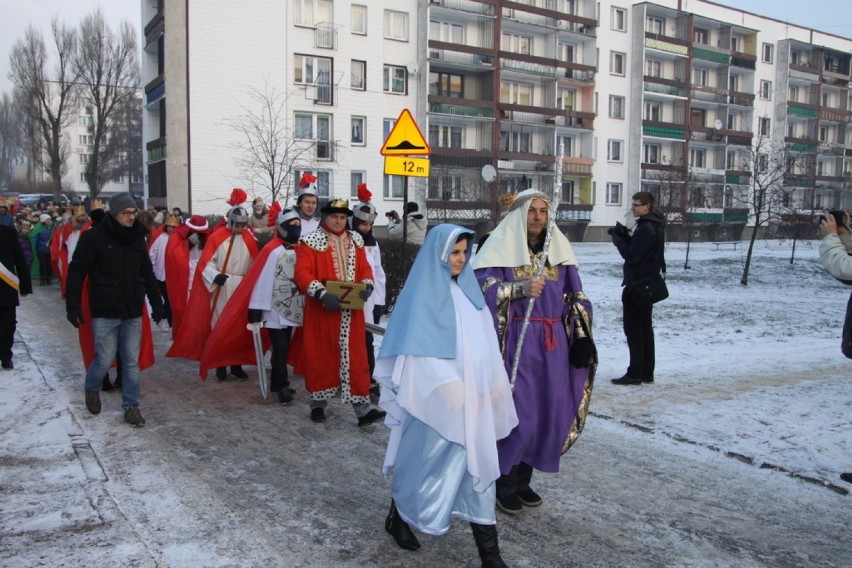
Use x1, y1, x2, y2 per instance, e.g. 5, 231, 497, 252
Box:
17, 233, 33, 269
0, 225, 33, 308
387, 213, 427, 245
65, 216, 162, 320
819, 231, 852, 281
613, 208, 666, 287
35, 225, 53, 254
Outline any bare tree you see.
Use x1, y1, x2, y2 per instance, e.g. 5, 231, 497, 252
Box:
228, 81, 318, 205
74, 9, 139, 198
0, 93, 24, 189
9, 20, 80, 200
734, 134, 789, 286
647, 159, 695, 268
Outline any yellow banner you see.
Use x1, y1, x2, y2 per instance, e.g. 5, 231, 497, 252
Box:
0, 263, 19, 291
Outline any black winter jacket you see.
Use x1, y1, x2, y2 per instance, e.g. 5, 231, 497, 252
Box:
0, 225, 33, 307
613, 208, 666, 287
65, 216, 162, 319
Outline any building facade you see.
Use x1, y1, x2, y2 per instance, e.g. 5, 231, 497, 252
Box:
142, 0, 852, 238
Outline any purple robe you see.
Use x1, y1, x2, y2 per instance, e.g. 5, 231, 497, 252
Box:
476, 263, 594, 474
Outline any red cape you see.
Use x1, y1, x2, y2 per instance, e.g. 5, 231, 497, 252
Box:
50, 224, 65, 295
197, 237, 286, 379
164, 224, 194, 338
166, 226, 257, 364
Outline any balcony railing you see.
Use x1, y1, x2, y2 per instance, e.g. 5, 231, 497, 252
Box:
691, 86, 727, 104
692, 47, 731, 65
562, 157, 594, 177
146, 137, 166, 162
643, 121, 686, 140
430, 48, 493, 67
728, 91, 754, 107
730, 52, 756, 70
644, 77, 687, 97
429, 0, 495, 16
429, 101, 495, 119
820, 108, 850, 123
315, 23, 337, 49
644, 36, 689, 56
788, 104, 818, 118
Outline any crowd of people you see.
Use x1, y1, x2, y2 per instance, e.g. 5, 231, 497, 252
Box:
2, 183, 848, 567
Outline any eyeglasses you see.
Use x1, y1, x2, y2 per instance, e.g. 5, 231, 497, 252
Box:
119, 209, 139, 217
631, 203, 647, 209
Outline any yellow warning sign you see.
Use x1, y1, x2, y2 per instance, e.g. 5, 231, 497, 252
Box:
384, 156, 430, 177
380, 109, 431, 156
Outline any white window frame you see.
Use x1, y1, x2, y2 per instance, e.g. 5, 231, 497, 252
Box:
295, 169, 331, 198
501, 32, 532, 55
762, 42, 774, 63
646, 16, 663, 34
351, 5, 367, 35
759, 117, 771, 137
384, 174, 405, 198
644, 101, 661, 121
611, 7, 627, 31
557, 88, 576, 111
383, 65, 408, 95
757, 153, 768, 173
646, 59, 662, 78
692, 67, 708, 86
608, 95, 624, 119
644, 143, 660, 164
294, 54, 332, 86
351, 116, 366, 145
610, 51, 626, 76
690, 148, 705, 168
295, 113, 332, 161
694, 28, 708, 45
500, 81, 533, 105
759, 80, 772, 100
607, 139, 623, 162
429, 124, 464, 149
606, 182, 622, 205
295, 0, 332, 28
384, 10, 409, 42
350, 171, 365, 197
431, 20, 464, 44
351, 60, 366, 90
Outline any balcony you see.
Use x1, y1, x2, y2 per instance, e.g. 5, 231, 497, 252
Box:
691, 86, 727, 104
429, 0, 495, 16
726, 130, 754, 147
643, 76, 687, 97
546, 109, 595, 130
500, 57, 559, 78
429, 98, 495, 119
643, 121, 687, 140
789, 67, 820, 82
144, 9, 164, 48
644, 35, 689, 57
146, 137, 166, 162
730, 52, 756, 70
429, 47, 493, 69
145, 75, 165, 106
562, 157, 594, 177
314, 23, 337, 49
785, 136, 818, 152
788, 103, 818, 118
692, 46, 731, 65
431, 150, 494, 170
819, 107, 851, 123
728, 91, 754, 107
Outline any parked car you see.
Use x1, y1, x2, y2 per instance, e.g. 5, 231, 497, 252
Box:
18, 193, 71, 207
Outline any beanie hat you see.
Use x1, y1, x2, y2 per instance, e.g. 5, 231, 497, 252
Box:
109, 193, 137, 217
39, 213, 51, 223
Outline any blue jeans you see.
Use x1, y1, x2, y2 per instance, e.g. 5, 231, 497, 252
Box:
84, 317, 142, 408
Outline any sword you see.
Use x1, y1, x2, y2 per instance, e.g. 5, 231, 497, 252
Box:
365, 322, 385, 336
247, 321, 268, 399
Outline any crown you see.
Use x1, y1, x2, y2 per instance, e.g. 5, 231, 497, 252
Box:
499, 192, 518, 209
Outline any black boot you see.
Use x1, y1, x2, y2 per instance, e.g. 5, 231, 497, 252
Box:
471, 523, 508, 568
385, 500, 421, 551
101, 374, 114, 392
114, 367, 123, 390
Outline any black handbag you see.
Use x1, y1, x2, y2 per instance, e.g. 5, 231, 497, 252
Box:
629, 275, 669, 307
842, 291, 852, 359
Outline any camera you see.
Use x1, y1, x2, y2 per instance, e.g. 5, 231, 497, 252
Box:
385, 210, 398, 220
607, 221, 631, 239
819, 210, 847, 228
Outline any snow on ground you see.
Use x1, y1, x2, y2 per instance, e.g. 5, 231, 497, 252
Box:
0, 239, 850, 567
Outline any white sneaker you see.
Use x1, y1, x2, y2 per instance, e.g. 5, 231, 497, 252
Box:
157, 320, 171, 333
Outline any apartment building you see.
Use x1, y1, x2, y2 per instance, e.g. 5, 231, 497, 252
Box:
143, 1, 852, 238
142, 0, 419, 216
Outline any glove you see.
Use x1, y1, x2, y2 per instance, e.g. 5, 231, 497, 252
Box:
151, 304, 165, 324
569, 336, 597, 368
213, 273, 229, 286
67, 309, 84, 328
248, 309, 263, 323
320, 291, 341, 310
358, 284, 373, 301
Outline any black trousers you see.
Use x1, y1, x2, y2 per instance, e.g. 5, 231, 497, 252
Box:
365, 305, 382, 377
0, 306, 16, 362
496, 462, 534, 500
157, 280, 172, 326
622, 287, 655, 380
268, 327, 293, 392
37, 252, 52, 283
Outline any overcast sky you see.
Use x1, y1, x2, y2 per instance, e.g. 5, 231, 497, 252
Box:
0, 0, 849, 94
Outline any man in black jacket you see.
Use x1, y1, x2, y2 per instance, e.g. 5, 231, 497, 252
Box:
610, 191, 666, 385
0, 224, 33, 369
65, 194, 163, 427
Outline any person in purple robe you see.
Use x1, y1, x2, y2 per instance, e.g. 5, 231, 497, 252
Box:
472, 188, 597, 515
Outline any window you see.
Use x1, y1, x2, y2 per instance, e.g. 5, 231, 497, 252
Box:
689, 148, 705, 168
351, 5, 367, 35
646, 59, 662, 78
759, 80, 772, 100
822, 92, 830, 107
429, 72, 463, 97
819, 125, 829, 142
757, 153, 768, 173
644, 101, 661, 121
383, 118, 395, 140
606, 182, 622, 205
294, 113, 332, 160
730, 37, 739, 52
500, 129, 532, 153
787, 123, 796, 138
113, 174, 124, 183
79, 153, 91, 164
726, 151, 737, 170
759, 117, 771, 137
762, 43, 774, 63
383, 65, 407, 94
429, 124, 463, 148
295, 0, 332, 27
791, 50, 801, 65
500, 81, 533, 105
78, 115, 93, 128
644, 144, 660, 164
430, 20, 464, 43
608, 95, 624, 118
350, 171, 365, 197
351, 116, 365, 145
611, 7, 627, 31
692, 67, 708, 86
610, 52, 626, 76
80, 173, 87, 182
501, 32, 532, 55
557, 89, 575, 110
295, 170, 331, 198
351, 60, 366, 90
79, 135, 93, 146
694, 28, 708, 44
295, 54, 333, 103
557, 135, 574, 157
429, 175, 462, 200
607, 139, 623, 162
558, 42, 575, 63
646, 17, 663, 34
384, 10, 408, 41
384, 174, 404, 198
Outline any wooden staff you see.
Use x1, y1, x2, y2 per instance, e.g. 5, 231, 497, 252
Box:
209, 232, 237, 320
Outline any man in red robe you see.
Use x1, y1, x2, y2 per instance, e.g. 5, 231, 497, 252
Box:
292, 198, 384, 426
164, 214, 209, 338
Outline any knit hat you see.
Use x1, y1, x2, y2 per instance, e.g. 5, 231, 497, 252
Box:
352, 183, 377, 223
39, 213, 51, 223
109, 193, 137, 217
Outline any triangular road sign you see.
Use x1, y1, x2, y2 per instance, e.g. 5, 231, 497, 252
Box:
380, 109, 431, 156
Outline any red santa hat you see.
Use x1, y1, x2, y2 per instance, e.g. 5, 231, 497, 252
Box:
352, 183, 377, 223
298, 173, 318, 196
186, 215, 209, 232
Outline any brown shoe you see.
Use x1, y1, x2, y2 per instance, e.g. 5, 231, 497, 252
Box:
85, 390, 101, 415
